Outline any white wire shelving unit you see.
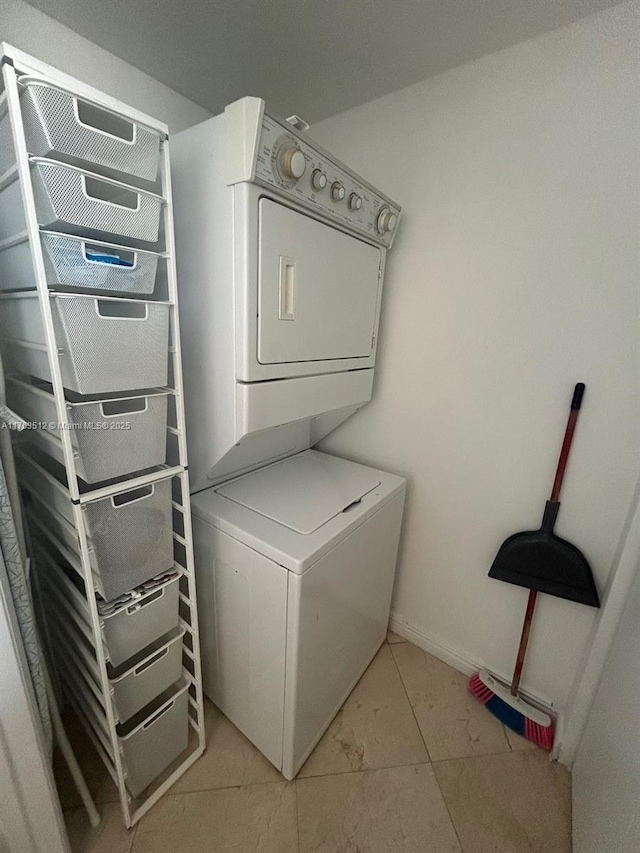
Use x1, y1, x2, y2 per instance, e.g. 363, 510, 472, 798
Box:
0, 44, 205, 828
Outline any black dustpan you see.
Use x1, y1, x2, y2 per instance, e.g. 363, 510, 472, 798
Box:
488, 384, 600, 608
489, 500, 600, 606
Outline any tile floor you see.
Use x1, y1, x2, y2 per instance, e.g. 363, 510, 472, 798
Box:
56, 632, 571, 853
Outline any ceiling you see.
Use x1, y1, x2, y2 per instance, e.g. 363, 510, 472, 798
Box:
25, 0, 621, 123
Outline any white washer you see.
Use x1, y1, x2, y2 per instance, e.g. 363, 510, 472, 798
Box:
190, 450, 406, 779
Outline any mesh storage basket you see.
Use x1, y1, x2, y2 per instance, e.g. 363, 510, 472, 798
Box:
20, 77, 161, 183
117, 683, 189, 797
0, 233, 160, 294
41, 232, 160, 294
30, 158, 162, 243
68, 395, 169, 481
0, 292, 169, 394
100, 576, 180, 667
17, 450, 174, 600
7, 378, 169, 481
108, 628, 185, 722
82, 479, 174, 601
49, 294, 169, 393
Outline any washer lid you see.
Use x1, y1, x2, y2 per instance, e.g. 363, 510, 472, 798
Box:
215, 452, 382, 535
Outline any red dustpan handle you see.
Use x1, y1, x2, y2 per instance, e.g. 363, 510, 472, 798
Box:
550, 382, 585, 502
511, 382, 585, 697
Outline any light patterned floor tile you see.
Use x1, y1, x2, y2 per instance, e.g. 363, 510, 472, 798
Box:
131, 784, 298, 853
391, 642, 511, 761
64, 803, 135, 853
434, 750, 571, 853
297, 764, 461, 853
171, 698, 281, 793
298, 643, 428, 777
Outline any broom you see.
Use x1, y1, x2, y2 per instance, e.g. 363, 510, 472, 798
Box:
469, 383, 597, 750
468, 608, 554, 750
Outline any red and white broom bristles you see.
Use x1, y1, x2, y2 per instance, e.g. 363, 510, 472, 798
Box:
468, 670, 554, 751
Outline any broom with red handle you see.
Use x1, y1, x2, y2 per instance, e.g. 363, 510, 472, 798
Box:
469, 383, 591, 750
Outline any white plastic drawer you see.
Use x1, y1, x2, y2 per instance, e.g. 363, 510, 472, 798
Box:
19, 77, 161, 183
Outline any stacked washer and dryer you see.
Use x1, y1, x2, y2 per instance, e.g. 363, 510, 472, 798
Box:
172, 97, 405, 780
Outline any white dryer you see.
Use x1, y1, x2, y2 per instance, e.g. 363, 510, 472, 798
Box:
171, 97, 400, 490
191, 450, 405, 779
172, 99, 404, 779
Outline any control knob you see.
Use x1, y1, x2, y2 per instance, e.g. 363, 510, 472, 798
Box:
349, 193, 362, 211
377, 207, 398, 234
311, 169, 327, 191
331, 182, 345, 202
279, 145, 306, 181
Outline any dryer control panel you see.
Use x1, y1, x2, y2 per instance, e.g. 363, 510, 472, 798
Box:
253, 114, 400, 248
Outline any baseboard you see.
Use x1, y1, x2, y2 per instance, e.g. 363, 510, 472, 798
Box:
388, 612, 556, 717
389, 613, 479, 677
550, 711, 566, 763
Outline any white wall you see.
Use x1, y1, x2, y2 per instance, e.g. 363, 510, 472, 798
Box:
0, 0, 210, 132
314, 0, 640, 714
572, 557, 640, 853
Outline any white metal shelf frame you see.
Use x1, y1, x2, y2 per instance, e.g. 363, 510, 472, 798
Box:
1, 45, 205, 828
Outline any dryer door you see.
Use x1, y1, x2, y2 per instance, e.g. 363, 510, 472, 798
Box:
258, 199, 381, 365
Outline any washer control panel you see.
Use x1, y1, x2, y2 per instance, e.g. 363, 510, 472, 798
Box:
254, 114, 400, 247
